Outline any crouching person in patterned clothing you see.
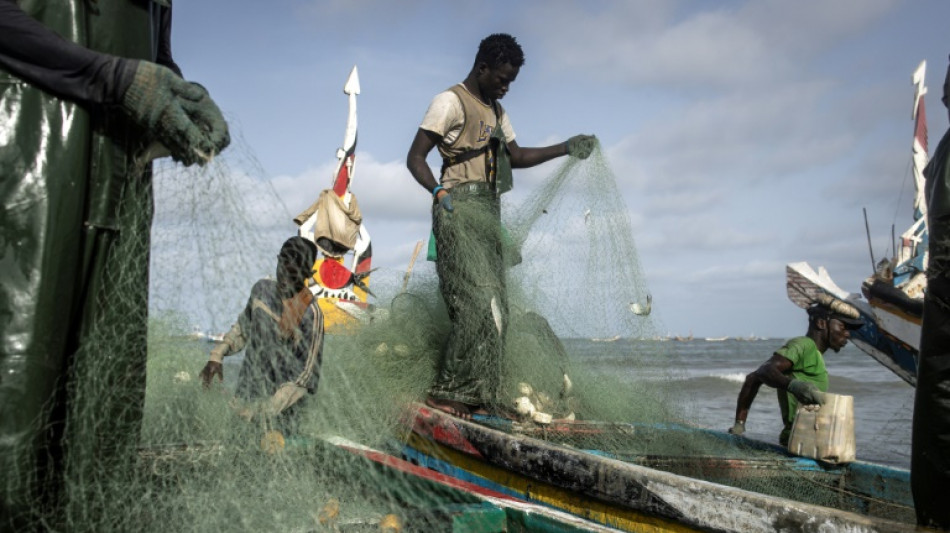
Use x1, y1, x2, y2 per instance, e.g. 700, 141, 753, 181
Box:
199, 236, 324, 434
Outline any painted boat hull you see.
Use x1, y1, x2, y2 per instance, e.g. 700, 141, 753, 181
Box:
330, 436, 625, 532
402, 403, 921, 533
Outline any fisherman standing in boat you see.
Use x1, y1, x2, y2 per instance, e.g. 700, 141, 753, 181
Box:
913, 53, 950, 531
199, 237, 325, 434
728, 298, 862, 445
0, 3, 229, 529
406, 33, 595, 419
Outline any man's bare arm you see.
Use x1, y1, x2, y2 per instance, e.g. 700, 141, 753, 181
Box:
407, 128, 443, 193
733, 353, 793, 423
507, 139, 568, 169
753, 353, 795, 389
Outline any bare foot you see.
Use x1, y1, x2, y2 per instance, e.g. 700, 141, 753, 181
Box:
425, 397, 472, 420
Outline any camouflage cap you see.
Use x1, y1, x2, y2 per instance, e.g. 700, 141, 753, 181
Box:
807, 294, 863, 329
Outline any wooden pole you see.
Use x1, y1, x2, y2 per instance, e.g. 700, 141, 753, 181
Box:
402, 240, 424, 292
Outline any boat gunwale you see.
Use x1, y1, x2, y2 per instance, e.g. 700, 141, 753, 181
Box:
406, 403, 921, 533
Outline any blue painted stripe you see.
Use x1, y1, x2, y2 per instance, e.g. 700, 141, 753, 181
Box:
400, 445, 526, 501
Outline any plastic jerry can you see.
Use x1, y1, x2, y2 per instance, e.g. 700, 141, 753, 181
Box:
787, 393, 856, 464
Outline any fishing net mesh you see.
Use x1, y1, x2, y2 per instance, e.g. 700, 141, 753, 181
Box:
20, 135, 914, 532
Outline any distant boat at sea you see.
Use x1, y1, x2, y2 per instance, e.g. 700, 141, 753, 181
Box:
704, 336, 729, 342
187, 325, 224, 343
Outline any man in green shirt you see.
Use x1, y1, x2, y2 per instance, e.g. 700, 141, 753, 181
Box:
729, 299, 862, 445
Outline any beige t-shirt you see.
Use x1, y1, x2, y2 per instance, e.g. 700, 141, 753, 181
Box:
419, 84, 516, 188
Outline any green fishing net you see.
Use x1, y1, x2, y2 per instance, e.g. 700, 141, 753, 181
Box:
21, 134, 914, 532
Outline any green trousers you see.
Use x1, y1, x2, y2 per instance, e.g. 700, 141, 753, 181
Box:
429, 184, 508, 408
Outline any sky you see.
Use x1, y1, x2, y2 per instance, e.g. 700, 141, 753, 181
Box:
168, 0, 950, 339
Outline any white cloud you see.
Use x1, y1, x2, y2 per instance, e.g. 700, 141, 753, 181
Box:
269, 152, 430, 221
676, 259, 787, 285
528, 0, 897, 89
637, 214, 772, 253
616, 81, 859, 190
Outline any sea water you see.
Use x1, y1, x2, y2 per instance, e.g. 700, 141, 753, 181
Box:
564, 338, 914, 468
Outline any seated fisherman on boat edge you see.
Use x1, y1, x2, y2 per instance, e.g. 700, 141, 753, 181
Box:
199, 236, 325, 434
728, 297, 862, 445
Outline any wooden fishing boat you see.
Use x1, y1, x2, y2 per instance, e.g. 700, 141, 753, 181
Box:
329, 436, 628, 532
399, 403, 923, 533
138, 435, 622, 533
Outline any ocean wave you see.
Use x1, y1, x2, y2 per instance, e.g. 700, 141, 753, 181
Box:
647, 372, 747, 385
713, 372, 747, 384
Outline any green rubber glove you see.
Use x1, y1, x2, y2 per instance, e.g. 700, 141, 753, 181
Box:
728, 420, 745, 436
787, 379, 826, 406
566, 134, 597, 160
121, 61, 230, 166
434, 190, 453, 213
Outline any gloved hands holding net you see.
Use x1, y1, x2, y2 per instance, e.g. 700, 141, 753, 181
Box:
121, 60, 230, 166
566, 134, 597, 160
787, 379, 826, 406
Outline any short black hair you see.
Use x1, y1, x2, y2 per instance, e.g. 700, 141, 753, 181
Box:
475, 33, 525, 69
279, 236, 318, 272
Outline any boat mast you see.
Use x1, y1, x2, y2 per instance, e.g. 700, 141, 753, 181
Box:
899, 61, 929, 268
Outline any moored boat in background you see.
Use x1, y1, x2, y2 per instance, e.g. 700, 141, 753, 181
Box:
294, 66, 375, 334
786, 61, 931, 387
